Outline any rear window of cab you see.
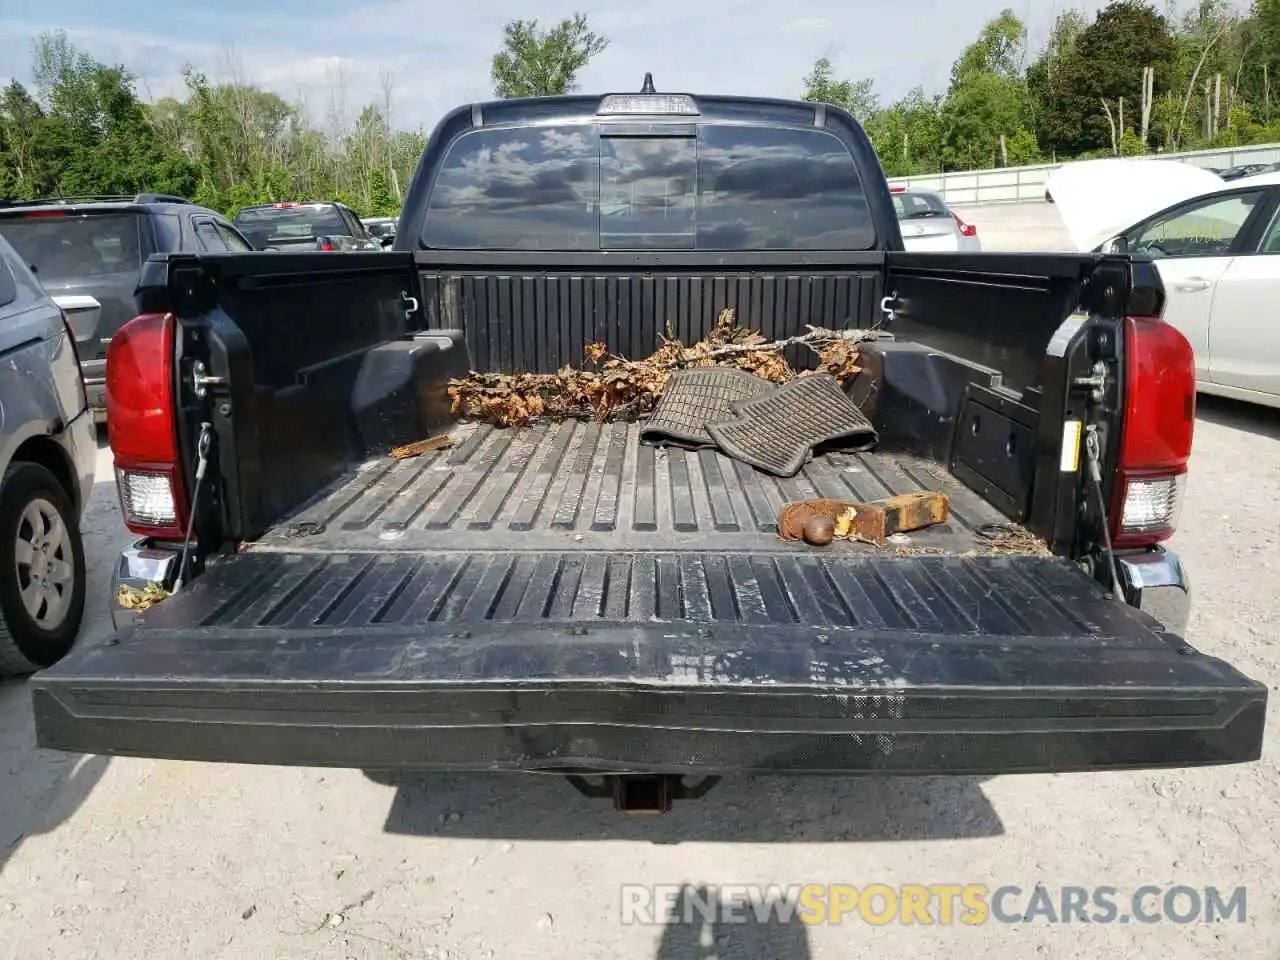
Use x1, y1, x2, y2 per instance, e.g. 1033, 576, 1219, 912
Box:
421, 123, 874, 251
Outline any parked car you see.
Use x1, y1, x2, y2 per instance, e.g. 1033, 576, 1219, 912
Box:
363, 216, 399, 246
1049, 158, 1280, 409
0, 232, 96, 676
1218, 162, 1279, 181
232, 201, 382, 252
0, 194, 256, 421
33, 87, 1265, 807
890, 187, 980, 251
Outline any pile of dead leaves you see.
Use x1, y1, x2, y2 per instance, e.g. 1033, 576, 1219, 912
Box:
448, 308, 868, 428
117, 581, 171, 612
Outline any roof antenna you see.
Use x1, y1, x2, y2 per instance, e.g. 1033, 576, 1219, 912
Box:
641, 72, 656, 94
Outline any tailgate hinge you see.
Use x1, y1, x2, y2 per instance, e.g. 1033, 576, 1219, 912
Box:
1073, 361, 1108, 402
191, 359, 226, 399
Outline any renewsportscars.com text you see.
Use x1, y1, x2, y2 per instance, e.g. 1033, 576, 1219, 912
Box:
620, 883, 1248, 926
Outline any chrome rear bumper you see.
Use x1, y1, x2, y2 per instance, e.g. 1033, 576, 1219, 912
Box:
1115, 547, 1191, 637
109, 540, 182, 631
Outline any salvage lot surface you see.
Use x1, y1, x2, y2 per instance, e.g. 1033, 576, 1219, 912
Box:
1, 205, 1278, 958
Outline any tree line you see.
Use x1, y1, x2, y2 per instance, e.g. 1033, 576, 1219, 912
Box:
811, 0, 1280, 175
0, 3, 1276, 217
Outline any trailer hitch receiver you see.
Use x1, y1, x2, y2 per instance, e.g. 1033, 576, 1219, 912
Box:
566, 775, 722, 814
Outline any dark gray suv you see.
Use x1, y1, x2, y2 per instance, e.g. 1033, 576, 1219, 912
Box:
0, 232, 96, 675
0, 194, 255, 420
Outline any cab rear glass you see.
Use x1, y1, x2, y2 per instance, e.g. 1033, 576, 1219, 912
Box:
421, 123, 874, 251
233, 204, 349, 245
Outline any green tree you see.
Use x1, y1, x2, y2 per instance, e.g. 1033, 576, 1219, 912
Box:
1255, 0, 1280, 121
938, 10, 1040, 168
942, 71, 1038, 169
490, 14, 609, 98
1033, 2, 1177, 155
950, 8, 1027, 87
0, 81, 61, 198
1026, 9, 1089, 156
865, 87, 945, 176
801, 57, 879, 121
28, 31, 196, 197
2, 29, 429, 219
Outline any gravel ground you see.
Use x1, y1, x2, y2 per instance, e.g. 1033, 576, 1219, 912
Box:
1, 209, 1277, 958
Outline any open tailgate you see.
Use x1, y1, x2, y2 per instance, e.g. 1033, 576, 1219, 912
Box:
30, 550, 1266, 775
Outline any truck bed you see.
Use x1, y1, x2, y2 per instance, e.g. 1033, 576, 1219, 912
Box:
29, 248, 1268, 778
251, 421, 1016, 557
34, 421, 1265, 775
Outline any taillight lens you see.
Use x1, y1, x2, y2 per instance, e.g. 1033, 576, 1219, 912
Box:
952, 212, 977, 237
318, 238, 335, 251
106, 312, 188, 539
1110, 315, 1195, 548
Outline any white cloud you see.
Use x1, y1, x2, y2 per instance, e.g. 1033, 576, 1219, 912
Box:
0, 0, 1114, 134
783, 17, 834, 33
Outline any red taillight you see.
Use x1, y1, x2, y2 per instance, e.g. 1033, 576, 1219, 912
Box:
317, 238, 335, 251
1110, 315, 1195, 549
890, 185, 906, 193
23, 210, 66, 218
952, 212, 977, 237
106, 312, 188, 539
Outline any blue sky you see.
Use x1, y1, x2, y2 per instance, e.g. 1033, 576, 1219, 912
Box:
1, 0, 1111, 133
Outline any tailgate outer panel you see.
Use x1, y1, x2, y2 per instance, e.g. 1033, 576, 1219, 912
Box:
32, 552, 1267, 774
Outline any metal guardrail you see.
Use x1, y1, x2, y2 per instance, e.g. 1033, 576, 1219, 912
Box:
887, 142, 1280, 205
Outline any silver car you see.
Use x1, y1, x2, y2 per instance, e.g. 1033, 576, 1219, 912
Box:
0, 232, 96, 675
363, 216, 398, 247
892, 188, 982, 252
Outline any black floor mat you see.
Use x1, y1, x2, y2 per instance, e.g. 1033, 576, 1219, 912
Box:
640, 367, 777, 448
707, 373, 878, 477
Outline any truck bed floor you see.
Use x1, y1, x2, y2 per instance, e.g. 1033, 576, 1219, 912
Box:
253, 421, 1015, 556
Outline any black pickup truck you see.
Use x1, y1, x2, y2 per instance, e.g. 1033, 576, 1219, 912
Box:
232, 201, 383, 252
32, 89, 1266, 810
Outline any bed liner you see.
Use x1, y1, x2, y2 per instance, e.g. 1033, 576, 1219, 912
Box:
252, 420, 1018, 556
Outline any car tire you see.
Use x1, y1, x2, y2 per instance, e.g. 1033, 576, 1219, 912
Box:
0, 462, 87, 676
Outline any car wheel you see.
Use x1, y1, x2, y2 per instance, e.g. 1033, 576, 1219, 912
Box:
0, 462, 87, 676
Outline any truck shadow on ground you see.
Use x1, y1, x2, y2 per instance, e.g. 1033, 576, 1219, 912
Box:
0, 681, 109, 876
1195, 394, 1280, 440
374, 771, 1002, 842
652, 884, 813, 959
1, 464, 120, 876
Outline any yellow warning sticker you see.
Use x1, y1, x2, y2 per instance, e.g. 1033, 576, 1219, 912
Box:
1060, 420, 1083, 472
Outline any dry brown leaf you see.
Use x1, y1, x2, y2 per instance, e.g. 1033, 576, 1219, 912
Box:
389, 434, 456, 460
118, 582, 171, 611
448, 308, 873, 427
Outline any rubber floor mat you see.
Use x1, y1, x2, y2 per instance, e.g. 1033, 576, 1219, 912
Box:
640, 367, 777, 449
707, 373, 878, 477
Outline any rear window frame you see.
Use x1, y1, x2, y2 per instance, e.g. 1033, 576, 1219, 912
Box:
419, 119, 878, 252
